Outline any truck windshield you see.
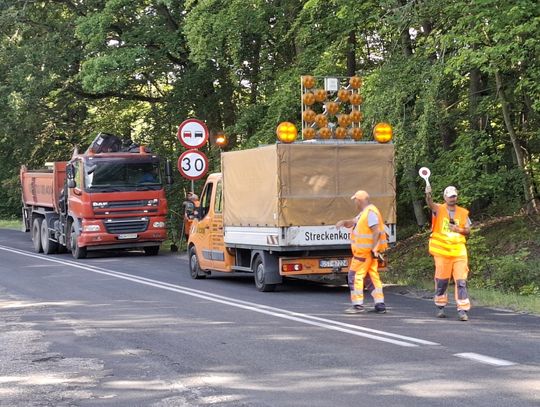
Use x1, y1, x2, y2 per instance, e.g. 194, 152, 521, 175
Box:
84, 158, 162, 191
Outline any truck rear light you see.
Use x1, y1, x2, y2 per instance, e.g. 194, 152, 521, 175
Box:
83, 225, 101, 232
152, 221, 166, 228
282, 264, 303, 272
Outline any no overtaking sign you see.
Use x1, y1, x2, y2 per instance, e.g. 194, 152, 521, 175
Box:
177, 119, 209, 149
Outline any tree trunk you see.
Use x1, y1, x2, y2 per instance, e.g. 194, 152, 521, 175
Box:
407, 168, 427, 226
399, 15, 426, 226
494, 70, 539, 213
469, 68, 485, 131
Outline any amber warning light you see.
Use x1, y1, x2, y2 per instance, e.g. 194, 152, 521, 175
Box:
215, 132, 228, 148
373, 122, 393, 143
276, 122, 298, 143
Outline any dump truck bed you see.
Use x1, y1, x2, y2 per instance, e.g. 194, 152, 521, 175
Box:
20, 162, 67, 212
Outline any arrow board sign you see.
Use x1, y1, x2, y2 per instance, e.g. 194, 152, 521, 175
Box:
178, 149, 209, 180
177, 119, 209, 149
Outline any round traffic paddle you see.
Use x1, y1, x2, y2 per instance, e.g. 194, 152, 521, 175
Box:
419, 167, 431, 188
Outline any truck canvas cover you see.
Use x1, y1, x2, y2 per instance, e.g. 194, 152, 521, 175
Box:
222, 142, 395, 227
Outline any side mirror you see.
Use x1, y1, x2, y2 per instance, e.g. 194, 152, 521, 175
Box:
66, 163, 76, 188
165, 159, 173, 185
66, 163, 74, 178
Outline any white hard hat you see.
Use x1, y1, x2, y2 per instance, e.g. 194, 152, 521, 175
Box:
444, 186, 458, 198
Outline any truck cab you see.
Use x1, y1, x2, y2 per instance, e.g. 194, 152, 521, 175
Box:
187, 173, 235, 274
64, 150, 169, 257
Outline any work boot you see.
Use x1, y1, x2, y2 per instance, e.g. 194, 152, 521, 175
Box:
344, 305, 365, 314
458, 310, 469, 321
436, 307, 446, 318
374, 303, 387, 314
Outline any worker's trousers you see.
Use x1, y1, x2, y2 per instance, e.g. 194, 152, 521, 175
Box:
433, 255, 470, 311
348, 256, 384, 305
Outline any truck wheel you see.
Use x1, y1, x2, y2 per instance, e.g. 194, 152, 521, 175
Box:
144, 246, 160, 256
32, 217, 43, 253
189, 246, 206, 279
70, 223, 87, 259
41, 219, 58, 255
253, 256, 276, 292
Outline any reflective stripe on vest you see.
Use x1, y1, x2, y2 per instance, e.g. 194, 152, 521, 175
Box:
429, 204, 468, 257
351, 204, 388, 257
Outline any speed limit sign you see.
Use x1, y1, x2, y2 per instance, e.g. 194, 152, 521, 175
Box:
177, 119, 209, 149
177, 149, 209, 180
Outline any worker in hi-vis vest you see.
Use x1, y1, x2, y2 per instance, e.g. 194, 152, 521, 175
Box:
425, 185, 472, 321
336, 190, 388, 314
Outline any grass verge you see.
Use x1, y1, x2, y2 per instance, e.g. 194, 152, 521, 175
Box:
0, 219, 22, 230
396, 279, 540, 315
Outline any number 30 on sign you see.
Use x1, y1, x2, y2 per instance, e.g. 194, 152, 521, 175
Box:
177, 149, 209, 180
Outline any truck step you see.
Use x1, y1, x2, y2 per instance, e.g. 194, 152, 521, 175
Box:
231, 266, 253, 273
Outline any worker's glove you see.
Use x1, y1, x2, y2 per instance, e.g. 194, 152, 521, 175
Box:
425, 184, 432, 194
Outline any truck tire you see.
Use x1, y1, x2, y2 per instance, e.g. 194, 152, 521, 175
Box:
41, 219, 58, 255
253, 255, 277, 292
32, 217, 43, 253
189, 246, 206, 279
70, 223, 87, 259
144, 246, 160, 256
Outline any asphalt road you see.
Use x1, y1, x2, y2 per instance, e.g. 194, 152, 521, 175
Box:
0, 228, 538, 407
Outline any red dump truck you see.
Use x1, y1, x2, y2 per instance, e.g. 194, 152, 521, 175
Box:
20, 134, 171, 258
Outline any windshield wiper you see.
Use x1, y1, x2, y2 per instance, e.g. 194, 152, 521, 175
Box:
135, 185, 161, 191
89, 185, 124, 192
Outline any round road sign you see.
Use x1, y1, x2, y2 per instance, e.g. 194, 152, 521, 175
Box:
177, 119, 209, 149
177, 149, 209, 180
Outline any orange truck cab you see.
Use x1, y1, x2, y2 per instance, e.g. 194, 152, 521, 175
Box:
187, 141, 396, 291
20, 133, 172, 258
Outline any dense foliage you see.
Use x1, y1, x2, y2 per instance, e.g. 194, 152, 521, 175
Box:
1, 0, 539, 237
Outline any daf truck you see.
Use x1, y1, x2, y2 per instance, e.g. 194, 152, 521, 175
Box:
20, 134, 172, 258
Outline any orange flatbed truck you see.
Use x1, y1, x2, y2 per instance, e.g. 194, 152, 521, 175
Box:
187, 141, 396, 291
20, 134, 171, 258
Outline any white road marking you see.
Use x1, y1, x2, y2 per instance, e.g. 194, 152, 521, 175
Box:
0, 245, 439, 348
454, 352, 517, 366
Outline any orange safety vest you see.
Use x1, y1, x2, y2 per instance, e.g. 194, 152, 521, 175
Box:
429, 204, 469, 258
351, 204, 388, 257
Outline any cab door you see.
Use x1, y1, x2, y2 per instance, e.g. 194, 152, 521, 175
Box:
210, 180, 232, 271
192, 181, 214, 271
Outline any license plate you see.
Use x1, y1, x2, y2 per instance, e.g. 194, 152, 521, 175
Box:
319, 259, 348, 268
118, 233, 138, 240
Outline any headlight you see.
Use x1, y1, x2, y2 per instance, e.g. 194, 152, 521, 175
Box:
83, 225, 101, 232
152, 221, 166, 228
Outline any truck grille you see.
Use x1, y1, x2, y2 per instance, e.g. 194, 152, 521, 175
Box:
104, 218, 149, 234
101, 200, 147, 208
